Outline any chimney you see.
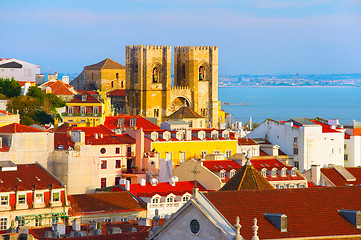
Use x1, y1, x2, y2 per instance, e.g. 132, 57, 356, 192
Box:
150, 178, 158, 186
94, 133, 98, 139
169, 176, 178, 186
125, 180, 130, 191
311, 165, 321, 185
62, 76, 69, 85
72, 219, 81, 231
185, 129, 192, 141
139, 178, 146, 186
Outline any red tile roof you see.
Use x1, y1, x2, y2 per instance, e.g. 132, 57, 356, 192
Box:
0, 123, 48, 133
309, 119, 343, 133
41, 80, 78, 96
104, 115, 160, 131
68, 92, 101, 104
321, 167, 361, 186
202, 160, 241, 172
238, 138, 259, 146
0, 163, 63, 192
113, 181, 207, 198
0, 110, 15, 115
54, 132, 74, 150
85, 134, 135, 145
107, 89, 126, 97
68, 192, 146, 215
205, 186, 361, 239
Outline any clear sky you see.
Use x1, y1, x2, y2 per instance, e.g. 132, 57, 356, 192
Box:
1, 0, 360, 75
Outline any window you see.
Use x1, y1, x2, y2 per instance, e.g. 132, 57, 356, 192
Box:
261, 169, 267, 177
179, 152, 186, 163
230, 169, 236, 178
214, 150, 220, 154
188, 121, 193, 127
116, 73, 119, 79
182, 195, 190, 202
166, 196, 174, 203
294, 161, 299, 169
0, 195, 8, 205
293, 147, 298, 155
166, 152, 173, 161
116, 160, 121, 168
91, 73, 94, 80
289, 184, 294, 189
18, 217, 25, 226
332, 148, 334, 154
199, 66, 205, 80
52, 192, 60, 202
281, 215, 287, 232
130, 118, 137, 127
0, 218, 7, 230
152, 67, 159, 83
68, 106, 73, 114
93, 107, 98, 115
52, 215, 59, 224
115, 177, 121, 185
281, 168, 286, 177
226, 150, 232, 158
80, 106, 86, 114
105, 218, 112, 223
35, 193, 44, 203
220, 170, 226, 179
198, 131, 205, 140
154, 109, 159, 117
271, 168, 277, 177
151, 197, 160, 204
101, 160, 107, 169
300, 184, 305, 188
18, 194, 26, 204
211, 132, 218, 139
294, 137, 298, 143
100, 148, 106, 154
82, 95, 87, 101
118, 119, 125, 128
344, 144, 347, 150
190, 219, 200, 235
35, 217, 42, 227
101, 178, 107, 188
279, 185, 285, 189
344, 154, 349, 161
291, 168, 296, 176
201, 151, 207, 159
116, 147, 120, 154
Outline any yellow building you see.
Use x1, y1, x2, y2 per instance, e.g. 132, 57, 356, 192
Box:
84, 58, 126, 92
0, 110, 20, 127
142, 128, 238, 166
62, 92, 112, 127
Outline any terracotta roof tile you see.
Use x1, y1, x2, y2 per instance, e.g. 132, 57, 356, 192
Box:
321, 167, 361, 186
84, 58, 125, 70
104, 115, 160, 131
202, 160, 241, 172
107, 89, 126, 96
0, 163, 63, 192
41, 80, 78, 95
166, 106, 204, 119
205, 186, 361, 239
238, 138, 259, 146
68, 92, 101, 104
0, 123, 49, 133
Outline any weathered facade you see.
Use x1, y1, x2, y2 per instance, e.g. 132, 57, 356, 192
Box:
126, 45, 219, 127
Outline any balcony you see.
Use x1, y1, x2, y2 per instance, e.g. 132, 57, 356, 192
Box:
62, 113, 102, 117
126, 152, 135, 158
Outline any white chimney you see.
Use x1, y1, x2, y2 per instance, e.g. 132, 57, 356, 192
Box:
185, 129, 192, 141
139, 178, 146, 186
125, 180, 130, 191
311, 165, 321, 185
169, 176, 178, 186
72, 219, 81, 231
150, 178, 158, 186
62, 76, 70, 85
286, 122, 293, 127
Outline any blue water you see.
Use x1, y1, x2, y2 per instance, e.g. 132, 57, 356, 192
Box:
219, 87, 361, 124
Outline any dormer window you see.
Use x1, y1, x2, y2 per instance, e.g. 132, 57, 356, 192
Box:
166, 194, 175, 204
176, 131, 184, 141
182, 193, 191, 202
261, 168, 267, 177
151, 195, 161, 204
118, 118, 125, 128
230, 169, 236, 178
271, 168, 277, 177
220, 170, 226, 179
0, 195, 8, 206
35, 193, 44, 203
211, 130, 218, 140
264, 213, 287, 232
198, 131, 206, 140
291, 168, 297, 176
281, 168, 287, 177
52, 192, 60, 202
151, 132, 159, 141
339, 210, 361, 229
222, 130, 229, 139
163, 131, 171, 141
81, 95, 87, 101
130, 118, 137, 127
17, 194, 26, 204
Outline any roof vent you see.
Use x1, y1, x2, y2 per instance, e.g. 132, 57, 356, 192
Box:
333, 166, 356, 182
108, 227, 122, 234
0, 179, 3, 183
17, 178, 22, 182
264, 213, 287, 232
339, 210, 361, 228
35, 177, 41, 181
150, 178, 158, 186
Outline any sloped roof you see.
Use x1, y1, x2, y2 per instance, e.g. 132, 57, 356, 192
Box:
0, 163, 63, 192
205, 186, 361, 239
238, 138, 259, 146
107, 89, 126, 97
41, 80, 78, 96
68, 192, 145, 215
202, 160, 241, 172
166, 106, 204, 119
68, 92, 101, 104
104, 115, 160, 131
0, 110, 15, 116
321, 167, 361, 186
219, 162, 274, 191
84, 58, 125, 70
0, 123, 48, 133
112, 181, 207, 198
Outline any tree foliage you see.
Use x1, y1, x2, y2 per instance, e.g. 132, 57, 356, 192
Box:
0, 77, 21, 98
26, 86, 44, 104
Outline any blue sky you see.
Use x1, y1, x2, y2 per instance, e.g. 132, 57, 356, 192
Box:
1, 0, 360, 75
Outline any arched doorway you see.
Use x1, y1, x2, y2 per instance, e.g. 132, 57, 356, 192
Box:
171, 97, 190, 112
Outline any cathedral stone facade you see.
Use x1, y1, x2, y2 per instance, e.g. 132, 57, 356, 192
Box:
126, 45, 219, 127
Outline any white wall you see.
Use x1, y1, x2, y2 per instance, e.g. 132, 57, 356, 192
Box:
0, 59, 40, 82
345, 136, 361, 167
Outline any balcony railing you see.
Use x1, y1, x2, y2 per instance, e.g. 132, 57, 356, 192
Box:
147, 202, 184, 211
62, 113, 102, 117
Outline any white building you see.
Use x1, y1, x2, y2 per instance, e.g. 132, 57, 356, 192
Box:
246, 118, 345, 171
344, 120, 361, 167
0, 58, 40, 82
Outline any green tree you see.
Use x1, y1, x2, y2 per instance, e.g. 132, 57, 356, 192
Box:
7, 96, 42, 117
26, 86, 45, 104
0, 77, 21, 98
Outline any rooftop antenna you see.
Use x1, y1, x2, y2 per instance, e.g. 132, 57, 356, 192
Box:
190, 164, 200, 189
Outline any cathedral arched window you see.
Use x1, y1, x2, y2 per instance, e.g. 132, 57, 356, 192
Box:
199, 66, 205, 80
152, 67, 159, 83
